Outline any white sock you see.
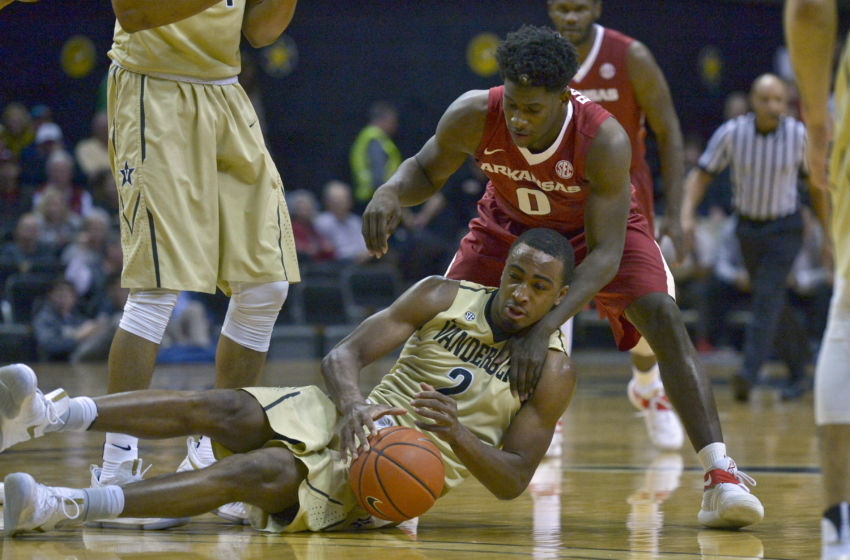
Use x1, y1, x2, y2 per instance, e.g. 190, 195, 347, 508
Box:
697, 442, 728, 471
197, 436, 216, 466
101, 433, 139, 480
631, 362, 662, 393
56, 397, 97, 432
83, 485, 125, 521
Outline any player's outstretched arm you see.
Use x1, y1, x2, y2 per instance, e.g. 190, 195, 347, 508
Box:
322, 276, 459, 459
242, 0, 297, 48
628, 40, 686, 260
785, 0, 836, 194
110, 0, 220, 33
414, 348, 575, 500
362, 90, 488, 257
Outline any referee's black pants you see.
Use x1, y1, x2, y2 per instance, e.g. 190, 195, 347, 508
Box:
736, 211, 809, 383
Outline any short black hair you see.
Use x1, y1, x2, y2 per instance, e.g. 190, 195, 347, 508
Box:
509, 228, 575, 286
495, 25, 579, 92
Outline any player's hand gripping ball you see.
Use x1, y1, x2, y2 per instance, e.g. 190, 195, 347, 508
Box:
349, 426, 444, 522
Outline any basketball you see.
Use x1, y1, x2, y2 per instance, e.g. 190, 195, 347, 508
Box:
349, 426, 445, 522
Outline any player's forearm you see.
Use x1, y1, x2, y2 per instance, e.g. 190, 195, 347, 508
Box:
111, 0, 220, 33
448, 426, 531, 500
321, 348, 367, 413
808, 180, 832, 238
385, 157, 445, 208
784, 0, 836, 129
537, 245, 621, 333
656, 130, 686, 220
242, 0, 297, 48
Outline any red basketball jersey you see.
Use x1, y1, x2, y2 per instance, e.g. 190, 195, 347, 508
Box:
474, 85, 618, 235
569, 25, 654, 221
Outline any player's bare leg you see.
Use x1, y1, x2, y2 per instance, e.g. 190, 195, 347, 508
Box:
625, 292, 763, 528
214, 335, 267, 389
4, 446, 306, 536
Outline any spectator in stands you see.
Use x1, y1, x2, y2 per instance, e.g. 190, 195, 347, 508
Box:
32, 278, 100, 362
314, 180, 370, 265
701, 214, 751, 351
0, 213, 59, 284
20, 122, 66, 188
75, 111, 110, 183
0, 102, 34, 158
89, 168, 120, 230
0, 148, 31, 240
350, 101, 401, 213
34, 185, 82, 252
62, 208, 112, 311
288, 189, 335, 264
32, 150, 92, 218
71, 273, 129, 363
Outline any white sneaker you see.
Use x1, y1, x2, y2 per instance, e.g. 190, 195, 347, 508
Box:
698, 459, 764, 528
627, 379, 684, 451
86, 459, 189, 530
823, 502, 850, 559
3, 472, 84, 537
177, 436, 249, 525
0, 364, 68, 452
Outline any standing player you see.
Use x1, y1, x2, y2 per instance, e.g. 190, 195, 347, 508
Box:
785, 1, 850, 557
362, 25, 763, 528
548, 0, 686, 451
25, 1, 300, 528
0, 228, 576, 536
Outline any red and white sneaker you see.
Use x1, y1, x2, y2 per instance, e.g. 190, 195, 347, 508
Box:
627, 380, 684, 451
698, 458, 764, 528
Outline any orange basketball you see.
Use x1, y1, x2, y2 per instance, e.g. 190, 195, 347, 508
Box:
349, 426, 445, 522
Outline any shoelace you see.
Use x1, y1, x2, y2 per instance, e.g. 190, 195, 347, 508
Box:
40, 390, 66, 428
39, 486, 83, 528
132, 460, 153, 481
727, 463, 757, 489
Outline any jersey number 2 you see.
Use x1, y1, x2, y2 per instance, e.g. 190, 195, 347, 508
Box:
438, 368, 473, 396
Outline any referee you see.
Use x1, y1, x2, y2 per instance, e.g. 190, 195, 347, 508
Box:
681, 73, 830, 402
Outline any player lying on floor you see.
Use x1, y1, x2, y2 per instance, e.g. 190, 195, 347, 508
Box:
0, 228, 577, 536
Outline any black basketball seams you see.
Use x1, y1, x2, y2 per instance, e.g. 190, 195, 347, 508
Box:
373, 442, 442, 501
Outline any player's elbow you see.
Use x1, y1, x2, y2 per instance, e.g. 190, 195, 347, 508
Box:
490, 471, 532, 500
493, 479, 529, 501
243, 28, 281, 49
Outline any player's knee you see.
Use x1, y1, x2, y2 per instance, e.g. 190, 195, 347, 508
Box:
221, 281, 289, 352
630, 292, 679, 328
118, 289, 180, 344
250, 447, 306, 491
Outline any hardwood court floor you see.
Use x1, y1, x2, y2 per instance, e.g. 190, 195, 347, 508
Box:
0, 352, 823, 559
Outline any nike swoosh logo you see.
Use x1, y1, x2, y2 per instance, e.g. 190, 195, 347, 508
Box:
483, 148, 505, 155
365, 496, 385, 516
112, 443, 132, 451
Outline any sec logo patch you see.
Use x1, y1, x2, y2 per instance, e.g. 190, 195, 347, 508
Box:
555, 160, 574, 180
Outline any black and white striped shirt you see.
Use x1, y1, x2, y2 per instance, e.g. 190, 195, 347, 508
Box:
698, 113, 808, 220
